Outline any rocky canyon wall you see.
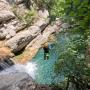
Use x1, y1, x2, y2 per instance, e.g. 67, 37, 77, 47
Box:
0, 0, 62, 64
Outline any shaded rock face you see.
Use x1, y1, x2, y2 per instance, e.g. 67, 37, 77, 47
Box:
0, 47, 15, 71
0, 56, 14, 71
0, 71, 52, 90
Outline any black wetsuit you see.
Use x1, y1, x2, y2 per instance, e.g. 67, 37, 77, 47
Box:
43, 46, 49, 60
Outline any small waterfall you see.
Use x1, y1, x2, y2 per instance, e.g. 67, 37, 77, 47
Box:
0, 61, 38, 79
13, 62, 38, 79
0, 58, 14, 71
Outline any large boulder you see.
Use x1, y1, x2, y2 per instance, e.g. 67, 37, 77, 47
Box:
0, 19, 26, 39
0, 10, 15, 23
34, 18, 50, 30
0, 71, 52, 90
38, 9, 49, 19
5, 18, 50, 53
0, 0, 18, 39
0, 1, 15, 23
5, 26, 41, 52
0, 24, 16, 39
0, 72, 34, 90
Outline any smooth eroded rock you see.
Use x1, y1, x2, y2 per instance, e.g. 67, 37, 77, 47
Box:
0, 0, 15, 22
5, 18, 50, 53
0, 10, 15, 23
0, 71, 52, 90
0, 19, 26, 39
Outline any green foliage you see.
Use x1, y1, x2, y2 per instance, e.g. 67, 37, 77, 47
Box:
52, 0, 90, 75
54, 32, 89, 89
12, 5, 36, 24
51, 0, 90, 89
20, 10, 35, 24
50, 0, 65, 18
55, 34, 86, 76
50, 81, 67, 90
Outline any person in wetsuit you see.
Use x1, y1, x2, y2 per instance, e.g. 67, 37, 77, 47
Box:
43, 43, 50, 60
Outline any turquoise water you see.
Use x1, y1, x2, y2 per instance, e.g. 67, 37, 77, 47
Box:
32, 46, 64, 84
31, 33, 79, 84
31, 34, 67, 84
32, 48, 56, 84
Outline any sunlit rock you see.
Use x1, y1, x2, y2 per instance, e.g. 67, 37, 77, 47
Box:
0, 47, 14, 58
34, 18, 50, 30
5, 18, 49, 53
0, 0, 15, 23
0, 10, 15, 23
38, 9, 49, 18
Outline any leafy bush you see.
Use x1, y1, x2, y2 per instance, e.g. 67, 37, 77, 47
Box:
51, 0, 90, 90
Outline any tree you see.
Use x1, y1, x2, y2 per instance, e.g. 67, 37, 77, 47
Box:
55, 33, 89, 90
52, 0, 90, 90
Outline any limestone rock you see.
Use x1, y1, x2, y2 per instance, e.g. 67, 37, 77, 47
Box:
0, 0, 17, 39
38, 9, 49, 18
5, 18, 50, 53
0, 0, 11, 11
0, 10, 15, 23
0, 0, 15, 23
34, 18, 50, 30
5, 32, 34, 53
0, 19, 26, 39
5, 26, 41, 52
0, 23, 16, 39
0, 71, 52, 90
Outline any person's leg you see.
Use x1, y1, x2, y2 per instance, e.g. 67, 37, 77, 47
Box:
46, 53, 49, 60
44, 52, 46, 60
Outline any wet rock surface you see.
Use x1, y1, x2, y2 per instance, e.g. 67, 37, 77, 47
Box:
0, 71, 52, 90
